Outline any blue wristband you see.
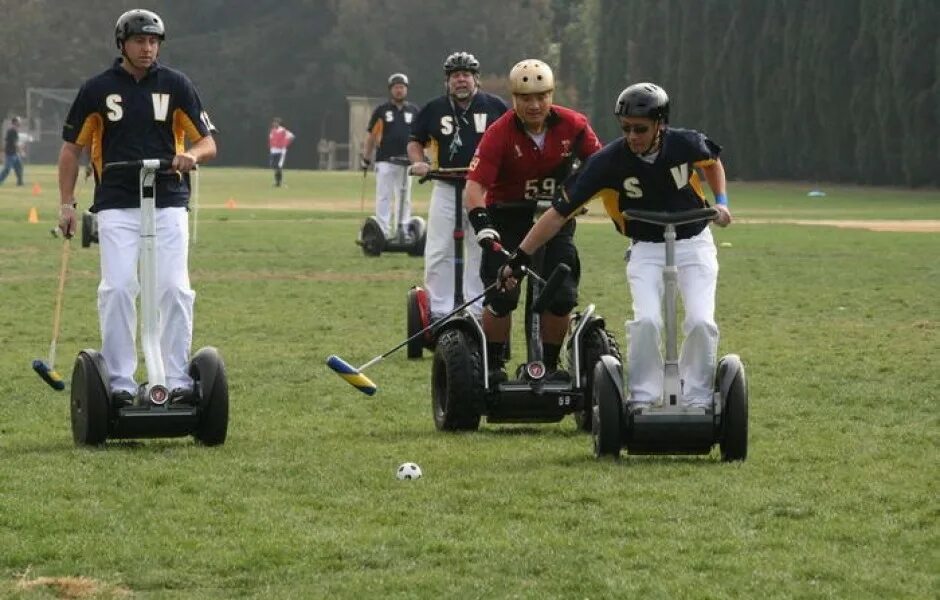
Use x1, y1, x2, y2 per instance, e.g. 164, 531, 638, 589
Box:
715, 193, 728, 206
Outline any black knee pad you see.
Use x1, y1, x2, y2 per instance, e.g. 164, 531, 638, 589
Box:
485, 286, 520, 317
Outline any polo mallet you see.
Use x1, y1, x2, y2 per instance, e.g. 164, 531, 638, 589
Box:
327, 282, 498, 395
358, 167, 368, 213
190, 167, 200, 244
32, 238, 71, 390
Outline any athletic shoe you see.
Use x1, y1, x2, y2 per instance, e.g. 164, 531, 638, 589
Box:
169, 387, 196, 405
545, 369, 572, 383
488, 367, 508, 385
111, 390, 134, 408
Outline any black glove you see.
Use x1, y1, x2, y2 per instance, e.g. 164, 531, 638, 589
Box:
468, 207, 500, 251
359, 155, 371, 171
498, 248, 530, 290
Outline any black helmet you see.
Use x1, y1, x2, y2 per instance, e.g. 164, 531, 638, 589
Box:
388, 73, 409, 88
115, 9, 165, 49
443, 52, 480, 75
615, 83, 669, 123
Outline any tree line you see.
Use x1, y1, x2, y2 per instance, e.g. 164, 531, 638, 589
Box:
0, 0, 935, 186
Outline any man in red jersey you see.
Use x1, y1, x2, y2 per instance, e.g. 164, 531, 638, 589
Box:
268, 117, 295, 187
465, 59, 601, 379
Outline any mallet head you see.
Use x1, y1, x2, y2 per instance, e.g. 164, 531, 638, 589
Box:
326, 355, 377, 396
32, 359, 65, 391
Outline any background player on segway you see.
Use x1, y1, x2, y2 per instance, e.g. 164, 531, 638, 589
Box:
501, 82, 732, 412
268, 117, 295, 188
361, 73, 419, 237
57, 8, 217, 408
407, 52, 508, 323
465, 59, 601, 381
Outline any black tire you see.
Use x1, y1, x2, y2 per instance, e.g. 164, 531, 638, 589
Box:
81, 212, 95, 248
407, 217, 426, 257
432, 329, 483, 431
359, 217, 384, 257
592, 357, 623, 459
189, 347, 229, 446
406, 287, 424, 359
719, 360, 748, 462
70, 351, 110, 446
572, 323, 621, 432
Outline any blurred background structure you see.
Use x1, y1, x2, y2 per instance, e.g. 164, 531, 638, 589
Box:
0, 0, 936, 185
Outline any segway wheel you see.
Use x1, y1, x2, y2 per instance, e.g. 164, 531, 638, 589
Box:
406, 286, 430, 359
432, 328, 483, 431
189, 347, 229, 446
718, 357, 748, 462
70, 350, 110, 446
592, 356, 624, 459
572, 323, 621, 432
81, 211, 95, 248
406, 217, 427, 257
359, 217, 385, 257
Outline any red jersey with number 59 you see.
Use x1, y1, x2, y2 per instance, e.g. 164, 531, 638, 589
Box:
467, 105, 601, 207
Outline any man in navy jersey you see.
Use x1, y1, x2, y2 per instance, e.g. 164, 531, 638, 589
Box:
502, 82, 732, 410
361, 73, 418, 236
465, 59, 601, 379
57, 9, 217, 406
407, 52, 508, 321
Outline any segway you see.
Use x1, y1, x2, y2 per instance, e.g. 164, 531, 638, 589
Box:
405, 168, 469, 359
591, 207, 748, 461
70, 159, 229, 447
429, 199, 619, 431
357, 156, 426, 257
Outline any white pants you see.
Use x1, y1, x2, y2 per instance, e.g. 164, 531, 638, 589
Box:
424, 181, 484, 317
626, 227, 719, 406
374, 161, 411, 235
97, 207, 195, 394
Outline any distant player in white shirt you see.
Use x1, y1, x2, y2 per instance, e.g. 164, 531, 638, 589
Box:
269, 117, 295, 187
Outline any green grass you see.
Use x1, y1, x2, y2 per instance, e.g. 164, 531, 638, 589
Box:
1, 166, 938, 598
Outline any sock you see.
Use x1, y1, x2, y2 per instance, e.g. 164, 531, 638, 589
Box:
544, 343, 561, 371
487, 342, 505, 370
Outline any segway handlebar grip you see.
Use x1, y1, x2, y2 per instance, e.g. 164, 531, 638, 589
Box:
531, 263, 571, 314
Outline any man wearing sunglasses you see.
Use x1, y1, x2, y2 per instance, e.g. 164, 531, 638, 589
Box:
500, 82, 732, 411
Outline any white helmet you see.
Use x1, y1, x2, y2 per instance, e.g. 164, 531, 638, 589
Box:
388, 73, 409, 88
509, 59, 554, 94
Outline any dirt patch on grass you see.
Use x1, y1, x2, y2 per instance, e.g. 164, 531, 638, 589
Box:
15, 575, 131, 598
737, 219, 940, 232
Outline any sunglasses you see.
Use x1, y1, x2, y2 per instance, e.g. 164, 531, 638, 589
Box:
620, 123, 651, 135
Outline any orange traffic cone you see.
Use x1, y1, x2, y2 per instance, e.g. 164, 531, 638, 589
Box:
225, 198, 237, 209
31, 182, 42, 196
28, 207, 39, 223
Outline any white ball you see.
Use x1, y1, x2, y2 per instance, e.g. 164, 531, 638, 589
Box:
396, 462, 422, 480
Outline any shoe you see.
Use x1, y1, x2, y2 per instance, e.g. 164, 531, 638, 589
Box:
545, 369, 572, 383
169, 387, 196, 405
488, 367, 508, 385
682, 399, 712, 412
111, 390, 134, 408
626, 400, 652, 415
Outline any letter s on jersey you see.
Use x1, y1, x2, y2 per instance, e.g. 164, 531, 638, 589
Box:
623, 177, 643, 198
106, 94, 123, 121
440, 116, 454, 135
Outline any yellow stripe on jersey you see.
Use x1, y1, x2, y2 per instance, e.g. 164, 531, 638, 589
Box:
173, 108, 205, 153
371, 120, 384, 146
75, 113, 104, 178
598, 188, 628, 235
425, 139, 440, 170
691, 158, 715, 204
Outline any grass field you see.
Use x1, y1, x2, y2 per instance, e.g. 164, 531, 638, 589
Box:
1, 166, 938, 599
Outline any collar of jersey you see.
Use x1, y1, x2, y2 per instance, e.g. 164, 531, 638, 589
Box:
512, 108, 561, 132
111, 57, 162, 80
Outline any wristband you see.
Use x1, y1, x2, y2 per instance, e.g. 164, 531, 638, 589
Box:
715, 193, 728, 206
468, 207, 494, 235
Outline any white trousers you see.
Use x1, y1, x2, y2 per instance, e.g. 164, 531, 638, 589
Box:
626, 227, 719, 406
374, 161, 411, 235
424, 181, 484, 317
97, 207, 195, 394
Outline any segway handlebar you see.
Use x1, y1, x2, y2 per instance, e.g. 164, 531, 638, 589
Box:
622, 207, 718, 227
418, 168, 468, 184
104, 159, 174, 173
